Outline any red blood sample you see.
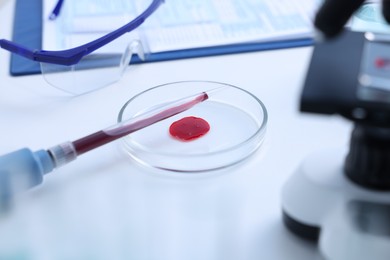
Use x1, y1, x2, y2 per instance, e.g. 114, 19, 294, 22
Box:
169, 116, 210, 141
375, 58, 386, 68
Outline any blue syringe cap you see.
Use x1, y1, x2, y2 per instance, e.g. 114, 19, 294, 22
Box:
33, 149, 55, 175
0, 148, 55, 205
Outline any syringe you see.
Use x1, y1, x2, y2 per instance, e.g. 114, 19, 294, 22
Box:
0, 90, 209, 202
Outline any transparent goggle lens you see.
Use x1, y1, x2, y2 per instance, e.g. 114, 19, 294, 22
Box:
41, 39, 147, 95
41, 0, 155, 95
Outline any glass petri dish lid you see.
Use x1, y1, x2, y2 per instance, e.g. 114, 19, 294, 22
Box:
117, 81, 267, 172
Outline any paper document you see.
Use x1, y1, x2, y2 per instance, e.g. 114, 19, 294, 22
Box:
43, 0, 321, 54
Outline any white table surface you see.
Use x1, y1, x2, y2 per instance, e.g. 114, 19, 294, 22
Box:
0, 1, 352, 259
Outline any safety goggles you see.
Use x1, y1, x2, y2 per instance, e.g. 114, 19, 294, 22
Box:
0, 0, 164, 95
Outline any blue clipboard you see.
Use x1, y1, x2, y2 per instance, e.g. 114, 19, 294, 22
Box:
10, 0, 314, 76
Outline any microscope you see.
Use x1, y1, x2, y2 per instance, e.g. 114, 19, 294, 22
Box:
281, 30, 390, 260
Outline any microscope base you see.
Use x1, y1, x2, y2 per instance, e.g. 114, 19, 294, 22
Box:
281, 148, 390, 260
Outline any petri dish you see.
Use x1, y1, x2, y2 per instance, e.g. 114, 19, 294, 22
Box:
117, 81, 267, 172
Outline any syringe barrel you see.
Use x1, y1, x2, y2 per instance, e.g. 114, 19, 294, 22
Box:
48, 141, 77, 168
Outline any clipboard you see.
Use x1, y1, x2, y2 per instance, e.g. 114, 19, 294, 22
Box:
10, 0, 314, 76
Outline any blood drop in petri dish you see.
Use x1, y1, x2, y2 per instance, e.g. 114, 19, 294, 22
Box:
169, 116, 210, 141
